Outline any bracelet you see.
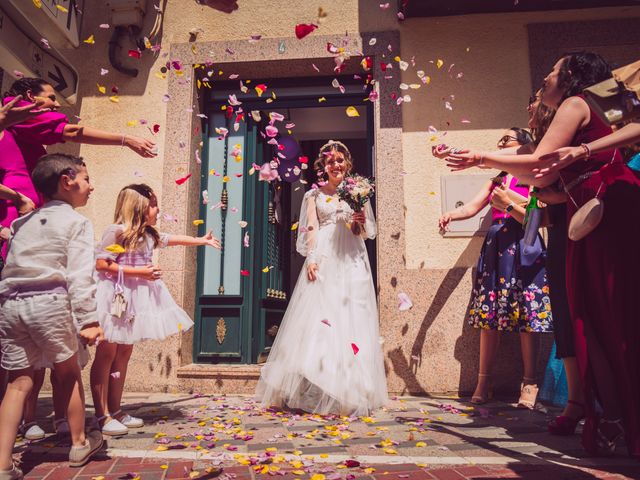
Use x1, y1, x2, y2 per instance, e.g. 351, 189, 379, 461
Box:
121, 134, 126, 147
580, 143, 591, 160
478, 154, 485, 166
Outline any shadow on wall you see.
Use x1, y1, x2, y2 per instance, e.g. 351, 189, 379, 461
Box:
387, 238, 483, 395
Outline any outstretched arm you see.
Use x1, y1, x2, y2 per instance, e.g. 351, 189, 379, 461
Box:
438, 180, 492, 232
444, 97, 590, 186
62, 124, 157, 158
534, 121, 640, 177
166, 230, 221, 248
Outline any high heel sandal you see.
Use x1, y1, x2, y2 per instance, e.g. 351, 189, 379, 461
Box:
471, 373, 493, 405
595, 418, 625, 456
547, 400, 585, 436
517, 377, 539, 410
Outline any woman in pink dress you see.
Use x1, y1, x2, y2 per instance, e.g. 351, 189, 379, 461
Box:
0, 77, 157, 440
444, 52, 640, 458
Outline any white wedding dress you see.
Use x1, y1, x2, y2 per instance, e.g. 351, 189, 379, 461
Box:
255, 189, 388, 416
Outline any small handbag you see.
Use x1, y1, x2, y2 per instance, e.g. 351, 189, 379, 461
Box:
110, 265, 128, 319
562, 152, 615, 242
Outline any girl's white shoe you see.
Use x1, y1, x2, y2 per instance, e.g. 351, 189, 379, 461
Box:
95, 415, 128, 436
20, 422, 45, 440
113, 410, 144, 428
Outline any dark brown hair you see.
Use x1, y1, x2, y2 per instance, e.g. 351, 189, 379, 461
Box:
313, 140, 353, 180
31, 153, 85, 198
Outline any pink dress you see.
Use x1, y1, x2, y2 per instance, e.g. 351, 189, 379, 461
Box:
95, 225, 194, 344
0, 98, 68, 258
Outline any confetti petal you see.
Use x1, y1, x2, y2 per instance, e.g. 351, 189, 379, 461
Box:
105, 244, 125, 254
175, 173, 192, 185
345, 106, 360, 117
295, 24, 318, 40
398, 292, 413, 311
351, 343, 359, 355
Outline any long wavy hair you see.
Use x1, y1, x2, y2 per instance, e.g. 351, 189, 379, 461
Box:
313, 140, 353, 181
557, 51, 612, 103
113, 184, 160, 250
530, 89, 556, 144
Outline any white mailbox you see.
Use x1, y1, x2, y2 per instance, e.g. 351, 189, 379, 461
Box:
440, 174, 495, 237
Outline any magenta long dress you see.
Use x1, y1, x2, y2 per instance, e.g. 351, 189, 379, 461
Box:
562, 97, 640, 458
0, 98, 68, 258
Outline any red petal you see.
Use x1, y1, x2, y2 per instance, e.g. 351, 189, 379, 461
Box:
240, 269, 250, 276
153, 124, 160, 134
175, 173, 192, 185
351, 343, 359, 355
128, 49, 141, 59
299, 156, 309, 164
295, 24, 318, 40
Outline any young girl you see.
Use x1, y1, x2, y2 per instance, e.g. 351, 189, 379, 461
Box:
90, 184, 220, 435
255, 141, 388, 416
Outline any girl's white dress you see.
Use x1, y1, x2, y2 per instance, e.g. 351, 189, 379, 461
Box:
255, 189, 388, 416
95, 225, 194, 344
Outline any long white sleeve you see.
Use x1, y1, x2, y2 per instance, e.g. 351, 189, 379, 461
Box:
296, 190, 320, 263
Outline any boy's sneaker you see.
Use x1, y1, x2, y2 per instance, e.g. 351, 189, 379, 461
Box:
69, 429, 104, 468
54, 418, 70, 435
0, 464, 23, 480
19, 422, 45, 440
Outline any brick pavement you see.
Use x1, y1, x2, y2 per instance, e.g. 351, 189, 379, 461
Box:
11, 394, 640, 480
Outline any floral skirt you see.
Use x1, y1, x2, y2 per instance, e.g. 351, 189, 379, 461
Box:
468, 218, 553, 332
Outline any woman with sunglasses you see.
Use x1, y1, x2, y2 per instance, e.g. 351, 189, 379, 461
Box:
438, 118, 553, 408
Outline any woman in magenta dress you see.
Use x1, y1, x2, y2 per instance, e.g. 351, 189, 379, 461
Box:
444, 52, 640, 458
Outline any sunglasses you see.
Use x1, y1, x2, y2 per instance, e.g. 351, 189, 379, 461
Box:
498, 135, 519, 146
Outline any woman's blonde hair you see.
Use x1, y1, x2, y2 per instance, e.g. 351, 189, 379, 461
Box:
114, 184, 160, 250
313, 140, 353, 180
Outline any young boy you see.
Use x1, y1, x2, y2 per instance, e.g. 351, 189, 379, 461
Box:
0, 153, 104, 479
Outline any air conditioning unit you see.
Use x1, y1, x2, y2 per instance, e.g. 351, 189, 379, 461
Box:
106, 0, 148, 28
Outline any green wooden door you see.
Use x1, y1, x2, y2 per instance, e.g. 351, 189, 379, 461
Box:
193, 115, 290, 363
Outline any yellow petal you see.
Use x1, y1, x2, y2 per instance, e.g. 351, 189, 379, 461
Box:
127, 120, 138, 127
319, 453, 328, 458
223, 176, 230, 182
290, 222, 299, 230
311, 475, 326, 480
292, 470, 305, 475
160, 465, 168, 470
32, 0, 42, 8
155, 445, 168, 451
416, 441, 427, 447
97, 84, 106, 94
56, 4, 68, 12
318, 97, 326, 102
262, 267, 270, 273
189, 472, 200, 479
105, 244, 125, 254
83, 34, 95, 44
109, 96, 119, 103
436, 59, 444, 69
346, 106, 360, 117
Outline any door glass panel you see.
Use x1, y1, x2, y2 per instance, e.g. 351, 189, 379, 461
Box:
202, 114, 247, 296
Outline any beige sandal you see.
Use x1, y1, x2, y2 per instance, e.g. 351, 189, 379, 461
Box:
471, 373, 494, 405
517, 377, 539, 409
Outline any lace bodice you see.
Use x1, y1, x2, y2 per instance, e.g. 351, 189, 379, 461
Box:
296, 188, 376, 263
313, 191, 354, 227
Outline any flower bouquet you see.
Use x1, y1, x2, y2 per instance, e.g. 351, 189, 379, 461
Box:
337, 174, 375, 235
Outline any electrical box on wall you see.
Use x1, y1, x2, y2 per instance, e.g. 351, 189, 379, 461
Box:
106, 0, 148, 28
440, 174, 494, 237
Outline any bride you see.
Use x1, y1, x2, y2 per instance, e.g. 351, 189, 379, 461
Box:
255, 140, 388, 416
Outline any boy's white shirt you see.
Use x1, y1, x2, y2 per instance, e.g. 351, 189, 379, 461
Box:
0, 200, 97, 328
